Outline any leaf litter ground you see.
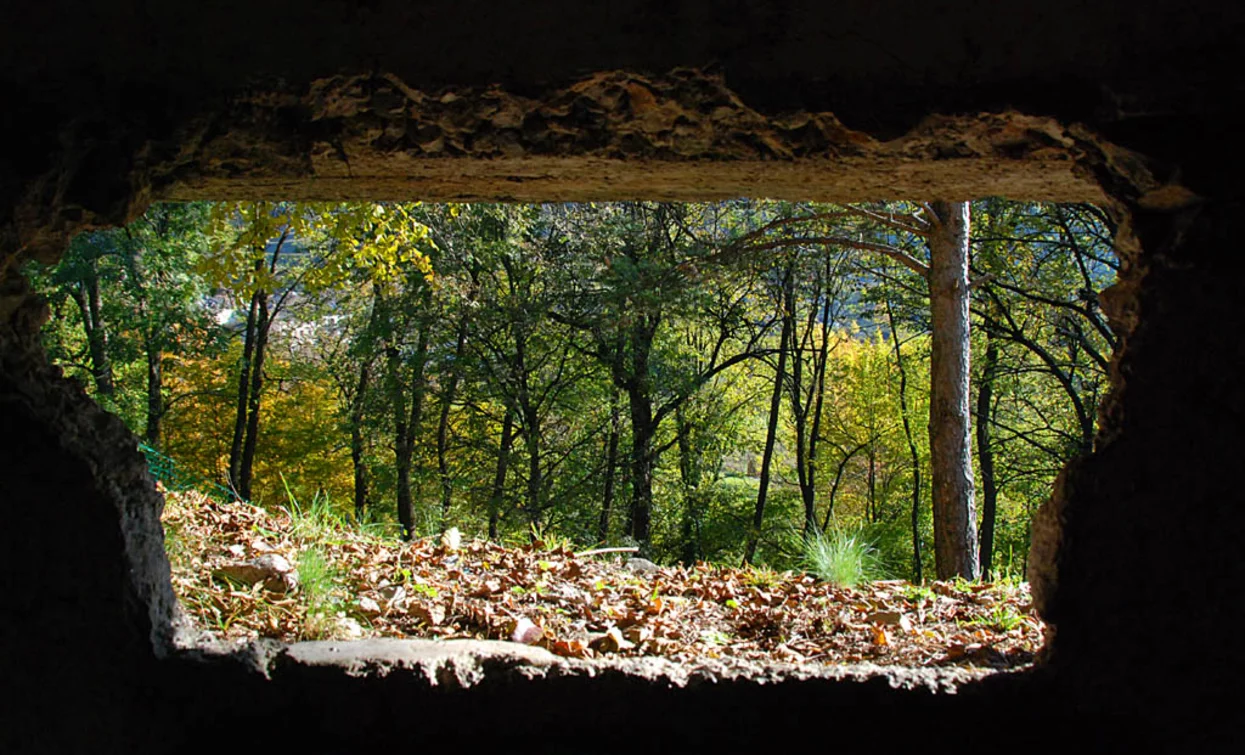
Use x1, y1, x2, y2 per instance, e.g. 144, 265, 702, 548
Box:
164, 488, 1044, 672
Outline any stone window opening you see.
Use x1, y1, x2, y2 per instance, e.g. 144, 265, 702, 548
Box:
34, 194, 1110, 676
3, 68, 1221, 751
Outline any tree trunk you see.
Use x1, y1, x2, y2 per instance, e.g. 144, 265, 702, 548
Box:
488, 408, 515, 541
804, 251, 835, 535
237, 293, 270, 502
404, 320, 432, 539
744, 266, 793, 565
597, 389, 621, 545
228, 290, 260, 495
976, 336, 1000, 580
523, 403, 543, 533
387, 315, 431, 540
784, 265, 818, 538
626, 389, 655, 545
144, 344, 163, 446
350, 361, 371, 523
71, 266, 116, 397
886, 299, 923, 584
676, 405, 702, 565
623, 315, 659, 548
437, 313, 470, 529
927, 200, 980, 580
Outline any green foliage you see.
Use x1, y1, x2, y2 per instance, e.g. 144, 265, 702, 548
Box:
801, 525, 885, 587
40, 198, 1114, 584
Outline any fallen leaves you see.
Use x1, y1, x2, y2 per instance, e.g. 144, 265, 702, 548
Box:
163, 487, 1044, 671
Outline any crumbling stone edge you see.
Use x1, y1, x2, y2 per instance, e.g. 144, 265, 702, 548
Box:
176, 635, 1009, 695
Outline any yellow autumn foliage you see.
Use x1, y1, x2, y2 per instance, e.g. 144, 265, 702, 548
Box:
161, 343, 354, 511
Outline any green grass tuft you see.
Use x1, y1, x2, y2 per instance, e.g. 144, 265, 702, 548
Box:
801, 525, 884, 588
296, 546, 341, 638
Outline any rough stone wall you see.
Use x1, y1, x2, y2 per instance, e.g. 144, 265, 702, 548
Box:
2, 2, 1244, 751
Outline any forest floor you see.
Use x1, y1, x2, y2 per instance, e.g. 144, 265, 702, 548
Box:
163, 487, 1045, 671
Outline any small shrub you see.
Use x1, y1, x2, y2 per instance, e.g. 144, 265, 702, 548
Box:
801, 525, 884, 587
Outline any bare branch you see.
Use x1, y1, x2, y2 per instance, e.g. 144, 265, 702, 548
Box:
725, 235, 931, 278
843, 204, 930, 237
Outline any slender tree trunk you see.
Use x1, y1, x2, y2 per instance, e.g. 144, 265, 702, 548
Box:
85, 270, 115, 396
626, 389, 655, 545
350, 361, 371, 523
867, 447, 877, 524
229, 275, 262, 493
386, 342, 410, 532
437, 313, 470, 528
144, 344, 162, 446
488, 408, 515, 541
744, 266, 793, 565
228, 290, 261, 494
523, 404, 543, 533
387, 314, 431, 540
927, 200, 980, 580
804, 252, 835, 535
886, 300, 923, 584
402, 320, 432, 539
237, 293, 270, 502
624, 316, 659, 547
597, 389, 621, 544
977, 336, 999, 580
72, 270, 116, 397
676, 405, 702, 565
784, 267, 817, 538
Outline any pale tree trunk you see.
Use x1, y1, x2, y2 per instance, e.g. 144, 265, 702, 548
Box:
927, 200, 979, 580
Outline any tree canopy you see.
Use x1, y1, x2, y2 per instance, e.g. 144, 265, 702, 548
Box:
29, 198, 1115, 581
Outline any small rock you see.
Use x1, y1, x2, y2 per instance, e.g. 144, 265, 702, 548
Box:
212, 553, 296, 593
334, 616, 364, 639
625, 557, 659, 573
510, 617, 543, 645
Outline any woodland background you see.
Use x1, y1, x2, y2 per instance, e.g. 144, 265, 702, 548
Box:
28, 199, 1114, 582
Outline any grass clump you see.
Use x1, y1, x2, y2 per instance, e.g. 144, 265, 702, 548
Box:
801, 526, 883, 588
297, 545, 342, 638
963, 604, 1025, 632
